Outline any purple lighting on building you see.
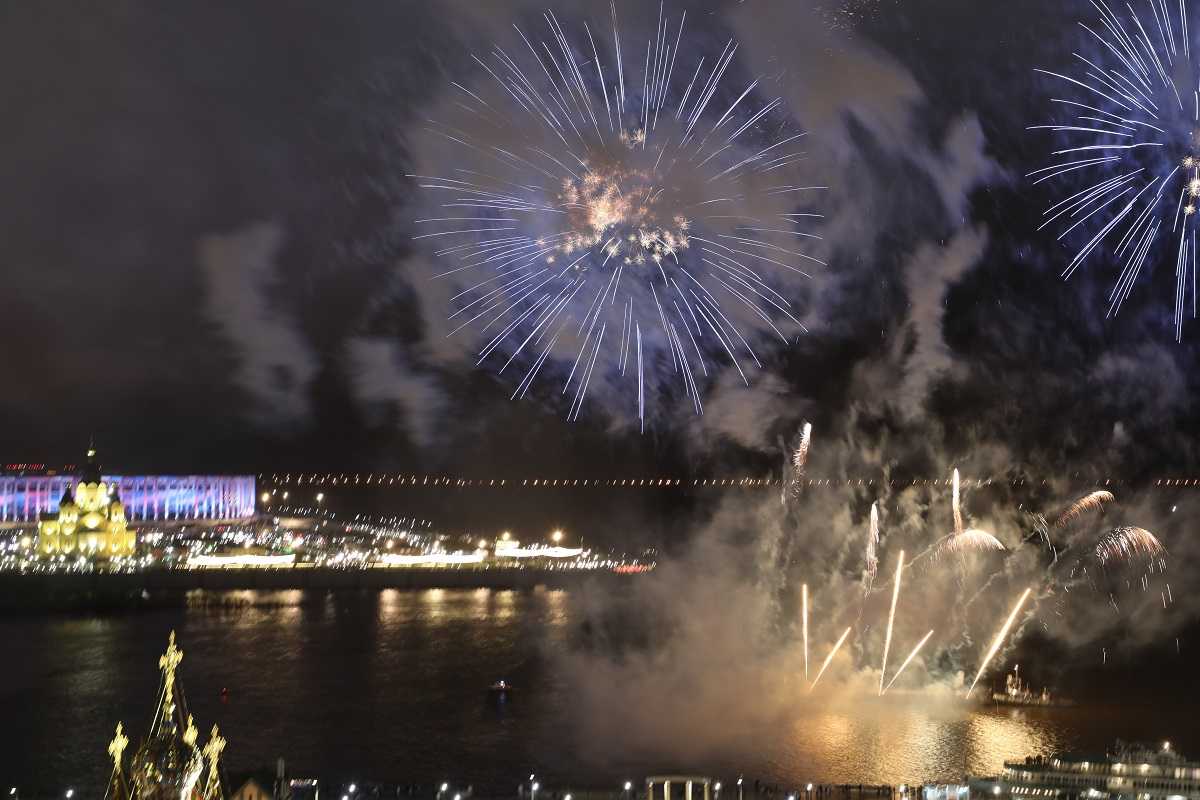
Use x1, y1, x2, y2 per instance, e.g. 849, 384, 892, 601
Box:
0, 475, 256, 523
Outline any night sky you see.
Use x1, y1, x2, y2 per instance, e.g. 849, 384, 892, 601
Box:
3, 0, 1200, 530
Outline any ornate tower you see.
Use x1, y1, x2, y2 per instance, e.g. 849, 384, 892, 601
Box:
129, 631, 204, 800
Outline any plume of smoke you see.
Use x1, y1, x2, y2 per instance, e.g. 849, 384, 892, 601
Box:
555, 422, 1194, 769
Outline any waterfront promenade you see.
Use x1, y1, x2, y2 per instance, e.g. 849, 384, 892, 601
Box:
0, 566, 638, 610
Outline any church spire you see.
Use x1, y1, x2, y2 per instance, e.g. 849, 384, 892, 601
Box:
81, 437, 102, 484
201, 725, 227, 800
158, 630, 183, 720
104, 722, 130, 800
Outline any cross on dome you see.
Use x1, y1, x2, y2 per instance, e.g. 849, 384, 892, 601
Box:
108, 721, 129, 768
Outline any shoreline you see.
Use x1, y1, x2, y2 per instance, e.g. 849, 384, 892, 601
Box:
0, 567, 640, 612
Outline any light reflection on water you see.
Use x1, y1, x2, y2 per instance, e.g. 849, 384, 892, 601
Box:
0, 589, 1192, 796
771, 706, 1066, 785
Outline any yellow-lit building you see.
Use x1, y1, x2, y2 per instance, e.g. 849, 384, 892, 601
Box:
37, 446, 136, 558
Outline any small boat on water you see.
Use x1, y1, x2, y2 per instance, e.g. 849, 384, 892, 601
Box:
990, 664, 1073, 708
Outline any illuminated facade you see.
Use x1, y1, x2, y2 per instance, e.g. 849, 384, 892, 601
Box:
37, 447, 136, 558
2, 469, 255, 524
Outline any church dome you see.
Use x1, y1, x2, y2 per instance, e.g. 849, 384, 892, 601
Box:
130, 719, 203, 800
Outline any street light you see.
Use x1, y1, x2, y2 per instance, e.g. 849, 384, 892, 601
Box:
551, 530, 563, 543
66, 791, 74, 799
737, 778, 744, 800
349, 785, 357, 794
316, 493, 325, 503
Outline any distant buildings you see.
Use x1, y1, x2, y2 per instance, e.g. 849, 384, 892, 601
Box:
0, 446, 256, 527
969, 742, 1200, 800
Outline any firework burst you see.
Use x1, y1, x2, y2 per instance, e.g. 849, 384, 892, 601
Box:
413, 3, 823, 425
1055, 489, 1115, 528
940, 528, 1006, 554
1094, 525, 1167, 567
1032, 0, 1200, 339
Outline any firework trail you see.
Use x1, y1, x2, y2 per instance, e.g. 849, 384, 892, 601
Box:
782, 422, 812, 506
414, 3, 823, 424
881, 629, 935, 694
792, 422, 812, 474
951, 468, 963, 535
802, 582, 809, 682
878, 550, 904, 695
966, 587, 1033, 698
864, 501, 880, 585
1055, 490, 1114, 528
1095, 526, 1166, 567
936, 469, 1005, 556
1031, 0, 1200, 340
809, 626, 852, 690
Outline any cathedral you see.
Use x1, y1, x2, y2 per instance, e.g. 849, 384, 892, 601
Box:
104, 631, 228, 800
36, 445, 135, 558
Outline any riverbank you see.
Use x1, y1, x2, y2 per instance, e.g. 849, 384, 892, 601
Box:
0, 567, 639, 611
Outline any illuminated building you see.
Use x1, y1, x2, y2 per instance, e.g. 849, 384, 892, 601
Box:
104, 631, 228, 800
37, 446, 135, 558
973, 742, 1200, 800
1, 461, 255, 525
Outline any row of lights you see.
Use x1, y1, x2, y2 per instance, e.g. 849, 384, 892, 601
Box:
265, 475, 1015, 488
267, 473, 1190, 488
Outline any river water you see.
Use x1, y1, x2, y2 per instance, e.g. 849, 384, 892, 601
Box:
1, 589, 1194, 796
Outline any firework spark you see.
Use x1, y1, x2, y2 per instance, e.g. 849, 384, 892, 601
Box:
1055, 490, 1115, 528
1032, 0, 1200, 339
809, 626, 852, 690
413, 3, 823, 424
864, 501, 879, 584
966, 587, 1033, 698
802, 582, 809, 682
793, 422, 813, 474
951, 468, 963, 535
878, 550, 904, 695
881, 629, 935, 695
1095, 526, 1166, 567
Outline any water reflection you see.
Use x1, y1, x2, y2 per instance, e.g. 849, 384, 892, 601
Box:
0, 589, 1194, 797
